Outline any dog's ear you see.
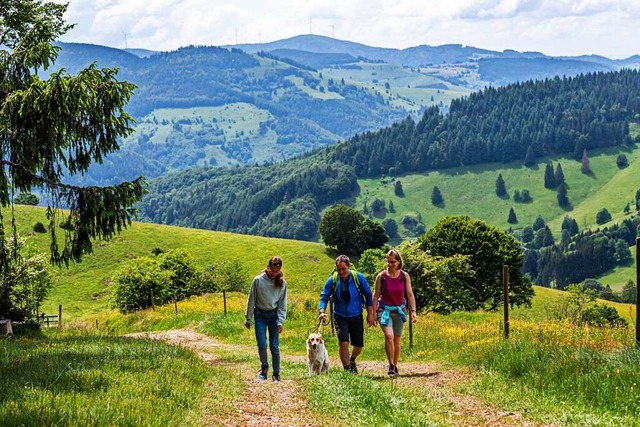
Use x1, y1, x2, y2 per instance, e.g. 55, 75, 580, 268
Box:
318, 337, 324, 344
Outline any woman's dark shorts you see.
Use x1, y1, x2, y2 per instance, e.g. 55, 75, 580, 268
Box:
333, 313, 364, 347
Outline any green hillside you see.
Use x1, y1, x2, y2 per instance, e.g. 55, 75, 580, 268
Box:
353, 145, 640, 289
356, 145, 640, 236
11, 206, 335, 320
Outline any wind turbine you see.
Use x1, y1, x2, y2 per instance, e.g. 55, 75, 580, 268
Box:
309, 17, 313, 34
122, 32, 128, 49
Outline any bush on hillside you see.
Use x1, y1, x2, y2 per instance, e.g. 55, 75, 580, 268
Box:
111, 249, 204, 313
596, 208, 612, 225
0, 246, 52, 322
548, 284, 627, 327
198, 259, 249, 295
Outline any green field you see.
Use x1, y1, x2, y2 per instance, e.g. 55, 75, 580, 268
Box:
7, 206, 334, 319
355, 145, 640, 236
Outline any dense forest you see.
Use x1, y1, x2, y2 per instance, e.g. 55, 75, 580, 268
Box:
332, 69, 640, 178
140, 69, 640, 243
523, 214, 640, 289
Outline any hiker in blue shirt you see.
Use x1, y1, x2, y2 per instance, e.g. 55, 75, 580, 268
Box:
319, 255, 374, 373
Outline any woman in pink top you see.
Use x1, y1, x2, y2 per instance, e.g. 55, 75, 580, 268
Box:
373, 249, 417, 376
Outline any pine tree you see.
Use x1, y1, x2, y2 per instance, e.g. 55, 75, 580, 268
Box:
507, 207, 518, 224
0, 1, 145, 269
581, 148, 590, 173
554, 163, 565, 185
388, 200, 395, 213
544, 163, 557, 188
557, 183, 569, 207
431, 186, 443, 205
394, 180, 404, 196
524, 145, 536, 166
495, 174, 507, 197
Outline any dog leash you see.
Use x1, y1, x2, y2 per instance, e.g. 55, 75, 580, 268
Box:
307, 316, 330, 335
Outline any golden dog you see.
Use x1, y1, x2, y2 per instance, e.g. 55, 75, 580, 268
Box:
306, 333, 330, 375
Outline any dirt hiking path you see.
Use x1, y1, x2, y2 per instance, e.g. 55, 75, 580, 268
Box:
128, 329, 551, 427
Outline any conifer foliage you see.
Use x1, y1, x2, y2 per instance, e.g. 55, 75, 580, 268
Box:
544, 163, 557, 188
431, 186, 443, 205
0, 1, 146, 268
495, 174, 507, 197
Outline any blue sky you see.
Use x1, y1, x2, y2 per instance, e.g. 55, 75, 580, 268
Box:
56, 0, 639, 59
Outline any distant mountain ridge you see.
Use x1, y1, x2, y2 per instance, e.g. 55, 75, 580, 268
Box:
47, 35, 638, 188
226, 34, 637, 68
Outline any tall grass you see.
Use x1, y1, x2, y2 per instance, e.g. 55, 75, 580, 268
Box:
5, 285, 640, 426
0, 331, 212, 426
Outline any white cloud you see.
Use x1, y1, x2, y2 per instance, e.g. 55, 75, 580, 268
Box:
53, 0, 639, 58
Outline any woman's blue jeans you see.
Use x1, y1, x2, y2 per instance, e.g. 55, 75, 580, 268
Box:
254, 308, 280, 374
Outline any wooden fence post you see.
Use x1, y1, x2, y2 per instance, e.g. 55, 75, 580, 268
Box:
409, 316, 413, 347
223, 291, 227, 316
150, 288, 155, 311
503, 265, 510, 339
58, 304, 62, 329
636, 238, 639, 347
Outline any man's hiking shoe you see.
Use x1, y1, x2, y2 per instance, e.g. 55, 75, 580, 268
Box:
388, 364, 398, 376
272, 374, 280, 382
258, 367, 268, 380
349, 360, 358, 373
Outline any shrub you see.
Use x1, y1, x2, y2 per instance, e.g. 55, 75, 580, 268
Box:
548, 284, 627, 327
596, 208, 612, 225
33, 222, 46, 233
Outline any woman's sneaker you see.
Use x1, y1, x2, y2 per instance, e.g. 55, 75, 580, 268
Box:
388, 364, 398, 375
258, 367, 268, 380
272, 374, 281, 382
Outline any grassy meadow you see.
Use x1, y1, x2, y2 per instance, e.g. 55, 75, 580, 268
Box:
356, 144, 640, 237
2, 203, 640, 425
3, 284, 639, 426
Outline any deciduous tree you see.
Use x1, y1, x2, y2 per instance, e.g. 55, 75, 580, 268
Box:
319, 204, 388, 255
417, 216, 532, 310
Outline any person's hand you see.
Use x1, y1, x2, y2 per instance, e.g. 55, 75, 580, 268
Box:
244, 321, 251, 329
366, 313, 375, 327
277, 325, 283, 333
319, 312, 327, 322
411, 311, 418, 323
